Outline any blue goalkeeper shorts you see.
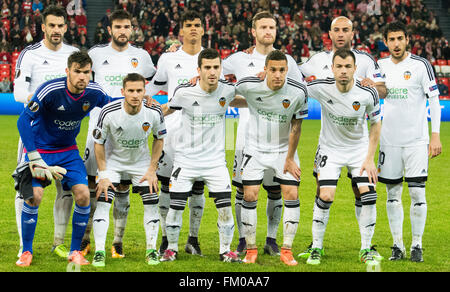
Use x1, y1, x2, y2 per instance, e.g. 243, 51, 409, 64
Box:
26, 147, 88, 191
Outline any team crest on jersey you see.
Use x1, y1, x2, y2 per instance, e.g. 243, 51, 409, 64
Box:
131, 58, 139, 68
282, 99, 290, 109
219, 97, 226, 107
82, 101, 90, 112
403, 71, 411, 80
352, 101, 360, 111
142, 122, 151, 132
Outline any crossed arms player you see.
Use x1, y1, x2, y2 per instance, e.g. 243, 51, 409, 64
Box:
91, 73, 165, 267
14, 51, 110, 267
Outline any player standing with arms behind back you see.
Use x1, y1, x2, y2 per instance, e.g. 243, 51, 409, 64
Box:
80, 9, 156, 259
377, 21, 442, 262
146, 11, 207, 256
13, 5, 79, 258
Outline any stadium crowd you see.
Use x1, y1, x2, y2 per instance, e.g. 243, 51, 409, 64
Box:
0, 0, 449, 94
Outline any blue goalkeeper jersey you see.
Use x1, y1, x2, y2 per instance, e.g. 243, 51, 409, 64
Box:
18, 77, 111, 152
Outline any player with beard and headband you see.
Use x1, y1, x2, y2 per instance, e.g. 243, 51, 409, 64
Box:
305, 49, 382, 267
377, 22, 442, 262
14, 52, 111, 267
222, 11, 305, 257
91, 73, 165, 267
297, 16, 386, 260
146, 11, 207, 257
13, 5, 79, 259
80, 9, 156, 259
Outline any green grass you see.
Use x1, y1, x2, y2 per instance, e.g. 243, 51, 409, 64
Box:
0, 116, 449, 272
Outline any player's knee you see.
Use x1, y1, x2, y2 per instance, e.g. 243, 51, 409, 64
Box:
281, 185, 298, 201
72, 185, 90, 206
360, 186, 377, 206
318, 188, 335, 202
214, 193, 232, 210
407, 181, 426, 205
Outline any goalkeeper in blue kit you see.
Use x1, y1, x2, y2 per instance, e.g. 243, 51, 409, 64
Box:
13, 51, 111, 267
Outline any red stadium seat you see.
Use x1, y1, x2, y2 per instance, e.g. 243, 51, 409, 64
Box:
439, 77, 449, 87
380, 51, 390, 58
221, 49, 231, 59
437, 59, 447, 66
304, 20, 312, 29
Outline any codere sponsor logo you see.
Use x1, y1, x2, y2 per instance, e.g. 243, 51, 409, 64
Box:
191, 114, 223, 126
44, 73, 66, 81
327, 113, 358, 126
256, 109, 287, 123
105, 75, 126, 86
387, 88, 408, 99
54, 119, 82, 130
117, 137, 147, 148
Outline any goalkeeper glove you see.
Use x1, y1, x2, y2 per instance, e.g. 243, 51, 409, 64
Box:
28, 151, 53, 181
48, 166, 67, 180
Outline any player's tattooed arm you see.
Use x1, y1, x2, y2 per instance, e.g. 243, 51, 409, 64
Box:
284, 118, 303, 180
360, 120, 381, 184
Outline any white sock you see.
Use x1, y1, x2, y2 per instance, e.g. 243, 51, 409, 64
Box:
158, 190, 170, 237
266, 192, 283, 240
143, 204, 160, 250
359, 204, 376, 250
409, 183, 427, 249
386, 183, 404, 249
93, 201, 112, 252
15, 193, 23, 247
241, 199, 257, 247
112, 193, 129, 244
355, 197, 362, 224
311, 196, 332, 249
217, 206, 234, 254
234, 190, 244, 239
188, 194, 205, 238
283, 199, 300, 248
166, 207, 184, 252
53, 186, 73, 246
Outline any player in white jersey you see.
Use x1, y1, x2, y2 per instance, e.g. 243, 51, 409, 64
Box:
297, 16, 386, 259
91, 73, 165, 267
13, 5, 79, 258
146, 11, 207, 256
80, 9, 156, 259
236, 50, 308, 266
159, 49, 246, 263
222, 11, 305, 256
377, 22, 442, 262
304, 49, 382, 267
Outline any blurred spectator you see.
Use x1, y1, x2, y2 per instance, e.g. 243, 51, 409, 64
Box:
32, 0, 44, 13
22, 0, 33, 14
0, 45, 11, 63
0, 76, 11, 93
438, 78, 449, 97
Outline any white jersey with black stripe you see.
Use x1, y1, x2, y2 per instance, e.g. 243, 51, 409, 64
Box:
222, 49, 304, 149
94, 99, 166, 169
235, 77, 308, 153
167, 80, 236, 168
13, 40, 79, 104
378, 53, 439, 146
299, 49, 385, 83
307, 77, 381, 149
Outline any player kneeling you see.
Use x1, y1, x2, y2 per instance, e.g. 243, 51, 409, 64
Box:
91, 73, 166, 267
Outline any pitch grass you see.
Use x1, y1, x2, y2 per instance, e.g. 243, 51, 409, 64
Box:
0, 115, 449, 272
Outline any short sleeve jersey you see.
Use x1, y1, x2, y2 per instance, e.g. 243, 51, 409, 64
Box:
307, 78, 381, 149
377, 53, 439, 146
299, 49, 385, 83
94, 99, 166, 168
235, 77, 308, 153
167, 80, 236, 168
222, 50, 305, 149
14, 40, 79, 103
